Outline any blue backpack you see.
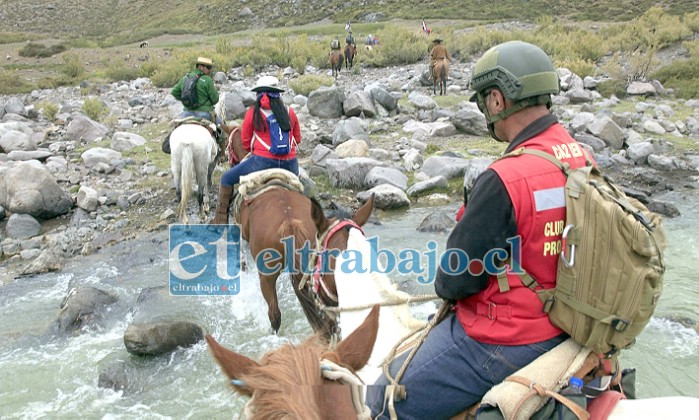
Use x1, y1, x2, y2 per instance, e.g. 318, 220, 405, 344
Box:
265, 113, 291, 155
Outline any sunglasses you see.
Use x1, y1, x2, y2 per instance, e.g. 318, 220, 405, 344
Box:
204, 65, 213, 70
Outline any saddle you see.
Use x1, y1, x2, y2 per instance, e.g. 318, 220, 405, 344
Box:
231, 169, 305, 223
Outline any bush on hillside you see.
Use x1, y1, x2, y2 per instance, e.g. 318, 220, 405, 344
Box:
361, 27, 429, 67
82, 97, 109, 121
288, 74, 333, 97
39, 101, 59, 121
104, 63, 141, 82
61, 52, 84, 79
0, 70, 34, 94
19, 42, 66, 58
653, 57, 699, 99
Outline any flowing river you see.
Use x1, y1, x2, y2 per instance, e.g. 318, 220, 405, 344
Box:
1, 193, 698, 418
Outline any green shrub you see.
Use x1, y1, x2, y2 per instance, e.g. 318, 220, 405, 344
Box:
554, 57, 596, 79
82, 97, 109, 121
61, 52, 85, 79
596, 79, 627, 99
105, 63, 141, 82
652, 57, 699, 99
0, 32, 37, 45
361, 27, 430, 67
288, 74, 334, 97
139, 59, 160, 78
215, 37, 233, 55
0, 69, 35, 94
19, 42, 67, 58
39, 101, 60, 121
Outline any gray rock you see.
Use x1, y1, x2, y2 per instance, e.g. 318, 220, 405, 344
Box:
369, 86, 398, 111
98, 360, 129, 392
557, 68, 584, 91
421, 156, 470, 180
343, 91, 377, 117
77, 186, 99, 212
417, 210, 455, 233
627, 82, 656, 96
326, 158, 382, 189
406, 176, 449, 197
569, 112, 595, 133
647, 154, 676, 171
4, 97, 26, 115
52, 287, 118, 333
0, 205, 5, 221
0, 162, 73, 219
124, 321, 204, 356
364, 167, 408, 190
357, 184, 410, 210
0, 130, 36, 152
565, 89, 593, 104
627, 142, 654, 164
407, 91, 437, 110
452, 107, 487, 136
625, 129, 645, 146
81, 147, 122, 167
7, 150, 52, 161
402, 148, 423, 171
111, 132, 146, 151
430, 121, 457, 137
587, 116, 624, 149
463, 158, 492, 190
646, 201, 680, 218
307, 86, 344, 118
21, 249, 62, 275
574, 133, 606, 152
583, 76, 598, 90
332, 117, 368, 145
642, 119, 666, 135
5, 213, 41, 239
66, 115, 109, 142
311, 144, 339, 167
223, 90, 247, 120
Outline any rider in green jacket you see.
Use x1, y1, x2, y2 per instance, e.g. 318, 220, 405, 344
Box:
171, 56, 220, 122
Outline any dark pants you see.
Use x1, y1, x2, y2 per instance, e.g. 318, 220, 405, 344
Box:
220, 155, 299, 187
366, 313, 567, 419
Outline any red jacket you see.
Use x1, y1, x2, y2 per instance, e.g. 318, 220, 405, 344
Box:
241, 94, 301, 160
456, 123, 594, 345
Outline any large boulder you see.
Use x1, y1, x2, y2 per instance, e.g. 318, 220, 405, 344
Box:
223, 90, 248, 120
335, 139, 370, 158
421, 156, 470, 180
111, 132, 146, 151
5, 213, 41, 239
357, 184, 410, 210
587, 116, 624, 149
124, 321, 204, 356
0, 162, 73, 219
81, 147, 122, 167
343, 90, 377, 117
326, 158, 382, 189
51, 287, 118, 334
0, 130, 37, 153
4, 97, 26, 116
453, 107, 487, 136
368, 85, 398, 112
332, 117, 369, 145
307, 86, 344, 118
417, 210, 456, 233
66, 115, 109, 142
364, 166, 408, 190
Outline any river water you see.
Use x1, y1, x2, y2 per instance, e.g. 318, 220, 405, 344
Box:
1, 194, 698, 418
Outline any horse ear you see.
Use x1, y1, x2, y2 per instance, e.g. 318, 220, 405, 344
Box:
206, 335, 259, 397
325, 305, 379, 371
352, 194, 374, 227
310, 197, 329, 234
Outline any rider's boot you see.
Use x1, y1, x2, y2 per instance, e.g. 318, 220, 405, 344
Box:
212, 184, 233, 224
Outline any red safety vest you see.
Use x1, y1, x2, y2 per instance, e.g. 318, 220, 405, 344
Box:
456, 123, 594, 345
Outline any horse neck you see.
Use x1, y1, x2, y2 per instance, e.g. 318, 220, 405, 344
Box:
333, 228, 425, 383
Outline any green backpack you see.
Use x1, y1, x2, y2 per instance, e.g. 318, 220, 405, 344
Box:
499, 148, 666, 356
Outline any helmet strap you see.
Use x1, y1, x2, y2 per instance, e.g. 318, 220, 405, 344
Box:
481, 94, 551, 141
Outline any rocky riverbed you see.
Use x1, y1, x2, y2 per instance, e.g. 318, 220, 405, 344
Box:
1, 59, 698, 284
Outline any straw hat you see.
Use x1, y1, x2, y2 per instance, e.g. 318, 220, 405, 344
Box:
251, 75, 285, 93
195, 57, 214, 66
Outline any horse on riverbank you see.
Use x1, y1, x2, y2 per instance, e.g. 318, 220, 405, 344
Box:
225, 134, 331, 336
169, 94, 228, 224
330, 50, 343, 77
433, 58, 449, 95
344, 43, 356, 69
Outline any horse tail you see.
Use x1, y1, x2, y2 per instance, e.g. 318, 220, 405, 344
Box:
278, 218, 313, 264
441, 63, 447, 83
178, 144, 194, 220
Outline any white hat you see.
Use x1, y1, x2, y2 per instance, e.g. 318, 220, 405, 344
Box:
251, 75, 285, 93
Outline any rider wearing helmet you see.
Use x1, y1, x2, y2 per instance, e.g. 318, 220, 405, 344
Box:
367, 41, 591, 419
331, 35, 340, 50
345, 31, 354, 46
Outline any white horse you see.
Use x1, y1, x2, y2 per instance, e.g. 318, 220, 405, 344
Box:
169, 93, 227, 224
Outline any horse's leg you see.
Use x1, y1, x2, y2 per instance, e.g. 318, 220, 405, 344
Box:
259, 272, 282, 334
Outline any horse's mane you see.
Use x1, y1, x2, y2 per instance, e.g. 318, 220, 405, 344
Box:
241, 337, 326, 420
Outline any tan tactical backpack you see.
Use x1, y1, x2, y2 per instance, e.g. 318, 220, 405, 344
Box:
500, 148, 666, 356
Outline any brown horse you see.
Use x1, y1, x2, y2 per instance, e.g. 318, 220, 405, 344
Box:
226, 131, 333, 336
329, 50, 343, 77
433, 58, 449, 95
344, 43, 356, 69
206, 305, 379, 420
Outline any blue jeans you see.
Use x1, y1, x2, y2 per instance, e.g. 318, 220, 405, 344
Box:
220, 154, 299, 187
178, 110, 222, 126
366, 313, 567, 420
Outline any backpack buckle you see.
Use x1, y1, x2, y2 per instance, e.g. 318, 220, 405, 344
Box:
611, 318, 630, 332
560, 224, 575, 268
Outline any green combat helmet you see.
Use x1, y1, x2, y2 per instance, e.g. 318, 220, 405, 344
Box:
469, 41, 560, 140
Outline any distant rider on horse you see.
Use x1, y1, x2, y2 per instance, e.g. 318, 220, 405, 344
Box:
430, 37, 452, 80
331, 35, 341, 51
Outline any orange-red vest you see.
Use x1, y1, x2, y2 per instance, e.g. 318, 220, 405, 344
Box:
456, 123, 593, 345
